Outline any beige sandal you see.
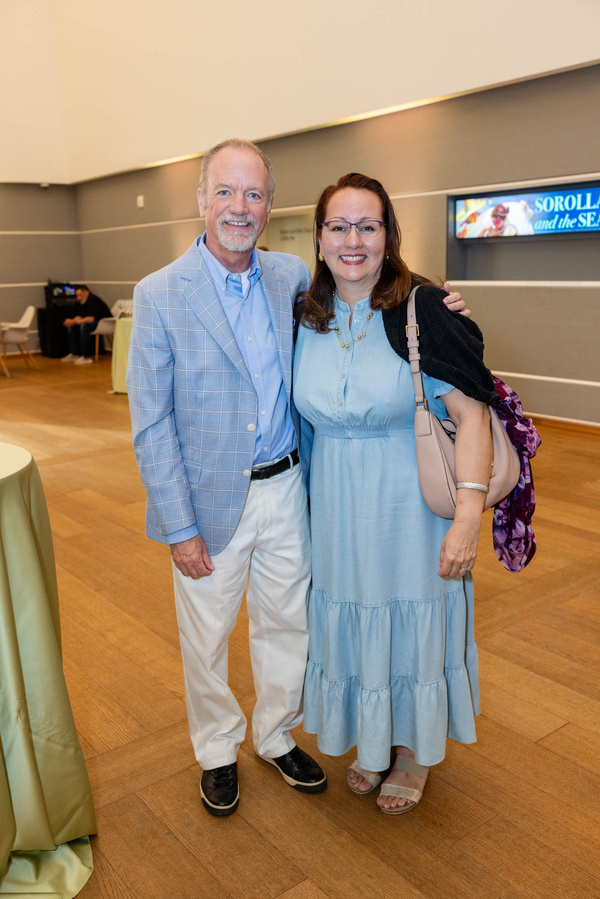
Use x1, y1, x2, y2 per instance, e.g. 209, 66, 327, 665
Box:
347, 760, 384, 795
378, 754, 429, 815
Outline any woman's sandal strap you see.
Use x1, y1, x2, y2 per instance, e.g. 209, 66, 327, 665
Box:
379, 784, 423, 802
348, 760, 382, 787
392, 755, 429, 778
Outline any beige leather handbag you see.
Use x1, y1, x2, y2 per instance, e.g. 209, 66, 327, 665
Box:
407, 287, 520, 519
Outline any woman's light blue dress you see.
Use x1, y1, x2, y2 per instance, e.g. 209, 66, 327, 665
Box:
293, 296, 479, 772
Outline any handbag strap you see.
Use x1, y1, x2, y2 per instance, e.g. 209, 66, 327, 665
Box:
406, 287, 428, 410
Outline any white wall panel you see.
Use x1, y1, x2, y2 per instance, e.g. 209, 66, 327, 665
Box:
1, 0, 69, 182
2, 0, 600, 183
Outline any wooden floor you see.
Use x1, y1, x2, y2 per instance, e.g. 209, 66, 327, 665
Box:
2, 355, 600, 899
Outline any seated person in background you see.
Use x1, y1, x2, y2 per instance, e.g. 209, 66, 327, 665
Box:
62, 286, 111, 364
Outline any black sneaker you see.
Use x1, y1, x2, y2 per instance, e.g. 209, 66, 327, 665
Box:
200, 762, 239, 816
262, 746, 327, 793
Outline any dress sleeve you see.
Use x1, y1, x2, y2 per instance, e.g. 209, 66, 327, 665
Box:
423, 371, 455, 400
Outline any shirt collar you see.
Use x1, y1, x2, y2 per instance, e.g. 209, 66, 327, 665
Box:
197, 233, 262, 294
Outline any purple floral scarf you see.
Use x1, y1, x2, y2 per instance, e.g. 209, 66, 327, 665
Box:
492, 376, 541, 572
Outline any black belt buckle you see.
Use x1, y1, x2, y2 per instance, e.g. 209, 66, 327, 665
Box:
251, 449, 299, 481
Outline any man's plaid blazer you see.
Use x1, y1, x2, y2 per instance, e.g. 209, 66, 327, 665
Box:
127, 239, 311, 556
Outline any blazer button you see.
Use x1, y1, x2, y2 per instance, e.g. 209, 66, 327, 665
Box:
247, 423, 256, 431
243, 469, 252, 477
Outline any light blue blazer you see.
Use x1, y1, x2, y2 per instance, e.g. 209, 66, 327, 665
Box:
127, 240, 311, 556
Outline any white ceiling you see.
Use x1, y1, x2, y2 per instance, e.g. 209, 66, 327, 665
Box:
3, 0, 599, 183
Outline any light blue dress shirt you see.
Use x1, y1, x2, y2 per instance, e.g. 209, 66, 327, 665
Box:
166, 235, 296, 545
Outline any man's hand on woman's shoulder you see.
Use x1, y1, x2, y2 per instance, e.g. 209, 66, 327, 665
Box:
443, 281, 471, 318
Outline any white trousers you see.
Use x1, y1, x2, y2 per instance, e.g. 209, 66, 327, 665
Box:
172, 464, 311, 770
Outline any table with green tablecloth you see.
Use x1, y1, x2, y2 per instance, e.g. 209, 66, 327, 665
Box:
111, 317, 132, 395
0, 443, 96, 897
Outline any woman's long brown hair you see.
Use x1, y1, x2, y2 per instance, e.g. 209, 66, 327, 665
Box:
301, 172, 432, 333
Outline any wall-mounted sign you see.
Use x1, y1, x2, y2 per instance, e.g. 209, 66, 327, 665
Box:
454, 184, 600, 239
259, 214, 315, 269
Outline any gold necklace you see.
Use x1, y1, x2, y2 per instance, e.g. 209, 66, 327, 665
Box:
333, 311, 374, 348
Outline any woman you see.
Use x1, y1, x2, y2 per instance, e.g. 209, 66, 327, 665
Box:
293, 173, 494, 814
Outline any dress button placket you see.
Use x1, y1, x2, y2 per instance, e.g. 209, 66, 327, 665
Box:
336, 315, 352, 419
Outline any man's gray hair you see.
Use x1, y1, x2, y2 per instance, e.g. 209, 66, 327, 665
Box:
199, 139, 276, 207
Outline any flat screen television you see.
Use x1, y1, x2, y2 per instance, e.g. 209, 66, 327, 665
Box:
44, 281, 79, 307
454, 182, 600, 240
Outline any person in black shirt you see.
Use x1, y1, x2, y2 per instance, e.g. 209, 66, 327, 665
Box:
62, 286, 111, 364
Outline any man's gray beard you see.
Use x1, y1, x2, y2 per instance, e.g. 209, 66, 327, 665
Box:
216, 215, 260, 253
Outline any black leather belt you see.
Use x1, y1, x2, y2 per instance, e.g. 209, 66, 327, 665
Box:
251, 449, 299, 481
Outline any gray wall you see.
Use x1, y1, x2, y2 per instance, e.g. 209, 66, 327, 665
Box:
3, 65, 599, 422
0, 184, 82, 348
259, 65, 600, 205
261, 66, 600, 425
76, 158, 203, 308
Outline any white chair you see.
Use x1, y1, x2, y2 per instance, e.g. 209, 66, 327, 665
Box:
91, 299, 133, 362
0, 306, 38, 378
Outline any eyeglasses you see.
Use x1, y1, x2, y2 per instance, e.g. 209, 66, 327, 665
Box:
322, 219, 385, 237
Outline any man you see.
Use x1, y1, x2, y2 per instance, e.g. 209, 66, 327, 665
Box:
62, 286, 111, 364
127, 139, 467, 817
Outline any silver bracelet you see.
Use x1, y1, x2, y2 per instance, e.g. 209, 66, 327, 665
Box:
456, 481, 489, 493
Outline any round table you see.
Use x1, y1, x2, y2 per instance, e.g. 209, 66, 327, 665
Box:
0, 444, 96, 897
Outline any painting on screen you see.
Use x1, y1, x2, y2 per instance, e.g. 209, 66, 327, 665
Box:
455, 185, 600, 239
